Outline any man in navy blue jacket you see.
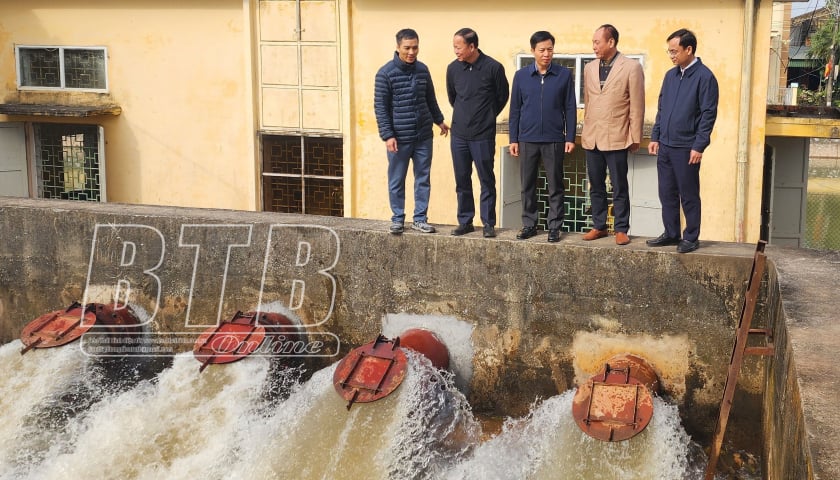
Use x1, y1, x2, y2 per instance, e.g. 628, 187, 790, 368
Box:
647, 28, 718, 253
508, 31, 577, 243
374, 29, 449, 235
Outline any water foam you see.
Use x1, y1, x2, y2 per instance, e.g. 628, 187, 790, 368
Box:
1, 339, 716, 480
229, 350, 479, 480
445, 392, 695, 480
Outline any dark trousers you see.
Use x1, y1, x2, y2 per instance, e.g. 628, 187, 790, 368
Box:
451, 135, 496, 226
657, 144, 701, 242
585, 147, 630, 232
520, 142, 565, 230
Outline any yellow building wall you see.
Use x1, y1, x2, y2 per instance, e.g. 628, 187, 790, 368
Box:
0, 1, 258, 210
0, 1, 775, 243
348, 0, 773, 242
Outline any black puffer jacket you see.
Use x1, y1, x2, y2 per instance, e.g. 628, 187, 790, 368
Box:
374, 52, 444, 143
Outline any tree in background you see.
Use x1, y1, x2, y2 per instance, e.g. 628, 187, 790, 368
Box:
808, 0, 840, 105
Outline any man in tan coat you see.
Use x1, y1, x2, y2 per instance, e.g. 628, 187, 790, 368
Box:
581, 24, 644, 245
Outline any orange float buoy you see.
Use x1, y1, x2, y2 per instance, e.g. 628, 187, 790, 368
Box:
193, 310, 295, 372
398, 328, 450, 370
91, 303, 145, 335
571, 354, 660, 442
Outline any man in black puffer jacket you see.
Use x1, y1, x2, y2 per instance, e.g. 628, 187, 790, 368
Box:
375, 28, 449, 235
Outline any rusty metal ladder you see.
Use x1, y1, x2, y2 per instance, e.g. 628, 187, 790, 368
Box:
705, 241, 775, 480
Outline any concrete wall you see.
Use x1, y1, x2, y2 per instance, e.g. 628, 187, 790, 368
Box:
762, 262, 813, 479
0, 197, 769, 444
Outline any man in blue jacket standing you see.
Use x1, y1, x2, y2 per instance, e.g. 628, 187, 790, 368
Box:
509, 31, 577, 243
647, 28, 718, 253
375, 28, 449, 235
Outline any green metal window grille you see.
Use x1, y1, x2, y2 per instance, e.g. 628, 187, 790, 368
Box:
18, 46, 107, 90
63, 49, 107, 90
534, 147, 613, 233
34, 124, 102, 202
19, 48, 61, 88
262, 135, 344, 216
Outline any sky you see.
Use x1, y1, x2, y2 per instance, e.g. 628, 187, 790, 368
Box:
792, 0, 826, 17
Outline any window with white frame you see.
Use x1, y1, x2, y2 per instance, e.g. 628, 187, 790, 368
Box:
16, 46, 108, 91
515, 53, 643, 107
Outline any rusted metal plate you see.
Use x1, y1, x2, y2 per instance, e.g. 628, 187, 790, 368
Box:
20, 303, 98, 353
333, 335, 407, 410
572, 354, 658, 442
601, 354, 660, 394
193, 313, 267, 371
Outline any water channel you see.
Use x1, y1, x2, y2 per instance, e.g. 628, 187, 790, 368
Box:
0, 332, 753, 480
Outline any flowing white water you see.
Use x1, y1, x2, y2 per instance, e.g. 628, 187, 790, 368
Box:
446, 391, 704, 480
1, 341, 723, 480
0, 340, 91, 475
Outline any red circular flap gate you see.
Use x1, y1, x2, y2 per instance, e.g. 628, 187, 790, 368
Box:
571, 354, 659, 442
333, 335, 408, 410
20, 302, 98, 354
193, 311, 267, 372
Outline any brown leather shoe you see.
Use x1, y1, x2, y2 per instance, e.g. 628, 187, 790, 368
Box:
615, 232, 630, 245
582, 228, 608, 241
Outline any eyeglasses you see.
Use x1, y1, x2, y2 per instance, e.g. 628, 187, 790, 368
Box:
667, 49, 680, 57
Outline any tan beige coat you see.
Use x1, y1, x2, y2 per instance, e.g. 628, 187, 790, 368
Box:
581, 54, 645, 151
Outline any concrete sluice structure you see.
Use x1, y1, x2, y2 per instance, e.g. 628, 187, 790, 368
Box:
0, 197, 831, 479
0, 339, 701, 479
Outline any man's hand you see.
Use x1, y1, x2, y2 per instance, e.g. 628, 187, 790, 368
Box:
509, 142, 519, 157
629, 142, 640, 153
565, 142, 575, 154
386, 138, 398, 153
648, 141, 659, 155
689, 150, 703, 164
438, 122, 450, 137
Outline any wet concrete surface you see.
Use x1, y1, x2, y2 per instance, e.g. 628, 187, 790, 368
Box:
767, 246, 840, 480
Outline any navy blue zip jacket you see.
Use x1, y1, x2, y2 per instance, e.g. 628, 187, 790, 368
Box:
374, 52, 445, 143
509, 63, 577, 144
651, 57, 719, 152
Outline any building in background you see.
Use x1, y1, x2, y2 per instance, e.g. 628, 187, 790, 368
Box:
0, 0, 835, 248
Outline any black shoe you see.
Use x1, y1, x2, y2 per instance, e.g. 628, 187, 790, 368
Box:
646, 232, 681, 247
451, 223, 475, 236
677, 239, 700, 253
483, 225, 496, 238
547, 229, 561, 243
516, 226, 538, 240
389, 222, 404, 235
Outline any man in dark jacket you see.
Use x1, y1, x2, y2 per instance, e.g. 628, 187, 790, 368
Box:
508, 31, 576, 243
446, 28, 509, 238
374, 28, 449, 235
647, 28, 719, 254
